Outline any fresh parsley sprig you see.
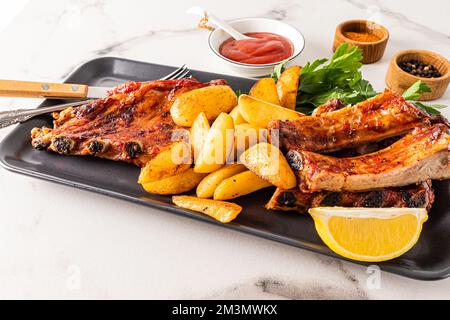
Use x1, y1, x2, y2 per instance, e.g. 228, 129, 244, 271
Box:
271, 44, 447, 115
270, 60, 287, 82
414, 102, 447, 115
401, 80, 447, 115
272, 44, 377, 114
401, 81, 431, 100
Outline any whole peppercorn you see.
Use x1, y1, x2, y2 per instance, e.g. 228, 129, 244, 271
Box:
398, 59, 442, 78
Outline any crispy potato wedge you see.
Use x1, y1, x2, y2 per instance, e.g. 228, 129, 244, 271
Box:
249, 78, 281, 105
196, 164, 247, 199
240, 142, 297, 189
238, 94, 303, 128
190, 112, 210, 162
138, 141, 192, 184
229, 106, 246, 125
234, 123, 268, 159
213, 170, 272, 200
277, 66, 301, 110
141, 169, 207, 195
194, 113, 234, 173
171, 85, 237, 126
172, 195, 242, 223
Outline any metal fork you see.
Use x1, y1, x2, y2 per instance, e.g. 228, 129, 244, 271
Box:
160, 64, 190, 80
0, 65, 190, 129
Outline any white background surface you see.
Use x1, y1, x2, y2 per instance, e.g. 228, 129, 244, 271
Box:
0, 0, 449, 299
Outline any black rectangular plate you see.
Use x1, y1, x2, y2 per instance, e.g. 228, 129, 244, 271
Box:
0, 57, 449, 280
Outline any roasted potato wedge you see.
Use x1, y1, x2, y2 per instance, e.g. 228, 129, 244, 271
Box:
276, 66, 301, 110
238, 94, 303, 128
196, 164, 247, 199
249, 78, 281, 105
190, 112, 210, 162
194, 113, 234, 173
213, 170, 272, 200
172, 195, 242, 223
234, 123, 268, 159
171, 85, 237, 126
138, 141, 192, 184
229, 106, 246, 125
141, 169, 206, 195
240, 142, 297, 189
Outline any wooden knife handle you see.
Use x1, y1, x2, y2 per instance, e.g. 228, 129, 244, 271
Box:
0, 80, 88, 99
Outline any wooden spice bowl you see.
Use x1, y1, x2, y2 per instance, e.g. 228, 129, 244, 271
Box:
333, 20, 389, 64
386, 50, 450, 100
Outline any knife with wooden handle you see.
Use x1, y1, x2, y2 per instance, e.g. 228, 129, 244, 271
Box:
0, 80, 109, 99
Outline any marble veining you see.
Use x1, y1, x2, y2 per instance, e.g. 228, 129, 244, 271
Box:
205, 275, 367, 300
346, 0, 449, 39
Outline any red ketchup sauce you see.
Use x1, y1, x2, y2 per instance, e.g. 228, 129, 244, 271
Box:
219, 32, 294, 65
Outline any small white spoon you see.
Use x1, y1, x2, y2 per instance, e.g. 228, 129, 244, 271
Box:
187, 6, 253, 40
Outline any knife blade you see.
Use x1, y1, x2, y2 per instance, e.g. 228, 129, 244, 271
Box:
86, 86, 110, 99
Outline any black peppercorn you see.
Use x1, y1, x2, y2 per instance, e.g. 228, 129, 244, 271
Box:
398, 59, 441, 78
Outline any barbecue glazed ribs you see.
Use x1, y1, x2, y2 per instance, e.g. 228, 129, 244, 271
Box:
31, 79, 226, 167
266, 181, 435, 213
287, 124, 450, 192
311, 98, 347, 116
269, 90, 430, 153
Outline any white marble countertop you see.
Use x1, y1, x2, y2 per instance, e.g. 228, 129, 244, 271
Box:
0, 0, 449, 299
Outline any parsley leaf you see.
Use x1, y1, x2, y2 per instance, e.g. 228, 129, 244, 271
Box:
271, 59, 288, 82
402, 80, 431, 100
402, 81, 447, 115
414, 102, 447, 115
293, 44, 376, 113
348, 78, 378, 102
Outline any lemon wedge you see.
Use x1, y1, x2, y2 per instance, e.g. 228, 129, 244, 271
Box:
309, 207, 428, 262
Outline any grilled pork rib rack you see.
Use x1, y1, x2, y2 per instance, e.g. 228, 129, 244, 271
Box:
31, 79, 226, 167
268, 90, 450, 212
269, 90, 430, 153
266, 181, 435, 213
288, 124, 450, 192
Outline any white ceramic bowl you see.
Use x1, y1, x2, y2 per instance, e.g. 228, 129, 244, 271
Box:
208, 18, 305, 77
